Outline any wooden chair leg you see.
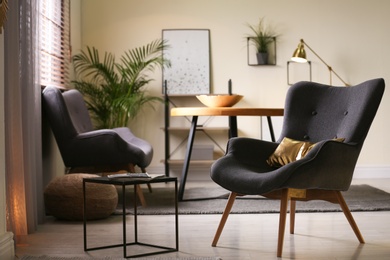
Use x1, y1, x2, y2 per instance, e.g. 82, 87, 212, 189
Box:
290, 199, 296, 234
128, 163, 136, 172
141, 168, 153, 193
212, 192, 237, 247
135, 184, 147, 207
277, 188, 289, 257
147, 184, 153, 193
334, 191, 365, 243
127, 164, 148, 206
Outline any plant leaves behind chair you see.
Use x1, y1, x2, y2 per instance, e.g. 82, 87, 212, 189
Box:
210, 78, 385, 257
71, 40, 169, 129
42, 86, 154, 205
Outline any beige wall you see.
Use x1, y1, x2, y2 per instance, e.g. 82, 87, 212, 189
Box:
75, 0, 390, 173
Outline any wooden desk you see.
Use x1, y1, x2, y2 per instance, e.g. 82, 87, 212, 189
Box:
171, 107, 284, 201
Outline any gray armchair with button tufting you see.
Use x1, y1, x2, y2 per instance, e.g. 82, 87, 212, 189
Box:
210, 78, 385, 257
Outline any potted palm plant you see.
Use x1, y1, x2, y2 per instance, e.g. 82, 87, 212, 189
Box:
72, 39, 170, 129
247, 17, 278, 65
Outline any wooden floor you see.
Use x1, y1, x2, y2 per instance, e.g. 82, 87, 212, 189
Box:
15, 178, 390, 259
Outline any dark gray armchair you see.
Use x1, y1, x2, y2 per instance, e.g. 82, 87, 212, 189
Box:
42, 86, 153, 173
210, 78, 385, 257
42, 86, 154, 204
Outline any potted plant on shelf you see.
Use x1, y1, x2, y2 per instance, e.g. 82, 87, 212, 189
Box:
247, 17, 279, 65
72, 39, 170, 129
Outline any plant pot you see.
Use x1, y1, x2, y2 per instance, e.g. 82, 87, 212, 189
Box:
256, 52, 268, 65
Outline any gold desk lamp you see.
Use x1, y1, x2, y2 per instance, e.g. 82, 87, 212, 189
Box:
291, 39, 350, 86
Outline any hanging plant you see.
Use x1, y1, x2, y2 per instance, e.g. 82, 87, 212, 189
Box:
246, 17, 279, 64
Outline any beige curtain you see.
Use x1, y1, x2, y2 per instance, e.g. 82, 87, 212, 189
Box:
4, 0, 43, 244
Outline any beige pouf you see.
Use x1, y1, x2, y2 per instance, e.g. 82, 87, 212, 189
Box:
44, 173, 118, 221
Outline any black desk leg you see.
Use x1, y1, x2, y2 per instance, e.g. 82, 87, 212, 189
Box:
228, 116, 238, 138
122, 184, 127, 257
83, 181, 87, 251
164, 87, 170, 177
175, 180, 179, 250
266, 116, 276, 142
178, 116, 198, 201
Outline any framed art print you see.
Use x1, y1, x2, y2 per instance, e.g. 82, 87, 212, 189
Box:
162, 29, 211, 95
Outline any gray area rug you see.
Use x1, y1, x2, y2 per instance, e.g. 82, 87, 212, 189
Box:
116, 184, 390, 215
21, 256, 221, 260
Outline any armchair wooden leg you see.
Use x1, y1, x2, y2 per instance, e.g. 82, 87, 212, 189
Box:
290, 199, 296, 234
212, 192, 237, 247
123, 165, 149, 206
334, 191, 365, 243
135, 184, 147, 207
125, 165, 147, 206
277, 189, 289, 257
141, 168, 153, 193
128, 163, 136, 172
147, 184, 153, 193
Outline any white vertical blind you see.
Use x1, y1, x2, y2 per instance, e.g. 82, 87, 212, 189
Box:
39, 0, 70, 89
5, 0, 43, 243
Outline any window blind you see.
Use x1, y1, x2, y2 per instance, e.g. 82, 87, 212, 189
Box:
39, 0, 70, 89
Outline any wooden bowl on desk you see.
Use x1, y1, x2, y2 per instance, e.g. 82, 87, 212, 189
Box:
196, 94, 243, 107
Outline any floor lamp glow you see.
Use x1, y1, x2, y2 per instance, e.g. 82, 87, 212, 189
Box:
291, 39, 350, 86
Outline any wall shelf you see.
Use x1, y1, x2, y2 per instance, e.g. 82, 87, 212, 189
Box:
247, 37, 277, 66
287, 60, 312, 85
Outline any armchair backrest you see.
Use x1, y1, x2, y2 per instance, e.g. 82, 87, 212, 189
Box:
42, 86, 94, 150
279, 79, 385, 145
62, 89, 94, 133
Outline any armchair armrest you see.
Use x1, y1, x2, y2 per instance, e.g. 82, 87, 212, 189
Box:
281, 140, 361, 191
226, 137, 279, 166
62, 129, 137, 167
76, 129, 118, 139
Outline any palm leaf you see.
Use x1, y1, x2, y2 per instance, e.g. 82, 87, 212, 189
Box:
72, 40, 169, 129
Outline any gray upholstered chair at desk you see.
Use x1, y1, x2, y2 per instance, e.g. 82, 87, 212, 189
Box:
210, 78, 385, 257
42, 86, 153, 203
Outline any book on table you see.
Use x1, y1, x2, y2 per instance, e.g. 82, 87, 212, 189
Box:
107, 172, 165, 179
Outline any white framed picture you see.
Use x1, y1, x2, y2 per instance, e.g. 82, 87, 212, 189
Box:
162, 29, 211, 95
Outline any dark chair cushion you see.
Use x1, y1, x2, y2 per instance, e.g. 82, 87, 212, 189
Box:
42, 86, 153, 169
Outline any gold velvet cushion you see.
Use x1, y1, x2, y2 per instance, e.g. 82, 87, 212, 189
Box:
267, 137, 345, 168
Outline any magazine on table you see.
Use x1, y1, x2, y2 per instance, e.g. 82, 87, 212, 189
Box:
107, 172, 165, 179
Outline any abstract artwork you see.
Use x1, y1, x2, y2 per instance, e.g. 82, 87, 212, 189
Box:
162, 29, 210, 95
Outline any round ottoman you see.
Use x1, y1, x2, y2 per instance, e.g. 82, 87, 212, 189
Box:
44, 173, 118, 221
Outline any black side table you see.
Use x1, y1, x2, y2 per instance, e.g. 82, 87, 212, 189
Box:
83, 176, 178, 258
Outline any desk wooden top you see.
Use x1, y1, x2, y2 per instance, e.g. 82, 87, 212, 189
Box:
171, 107, 284, 117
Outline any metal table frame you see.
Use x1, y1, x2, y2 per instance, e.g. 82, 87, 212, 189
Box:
83, 176, 178, 258
171, 107, 284, 201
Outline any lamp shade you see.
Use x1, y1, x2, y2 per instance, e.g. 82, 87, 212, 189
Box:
289, 38, 350, 86
291, 41, 307, 63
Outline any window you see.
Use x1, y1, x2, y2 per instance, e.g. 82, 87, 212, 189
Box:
39, 0, 70, 89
